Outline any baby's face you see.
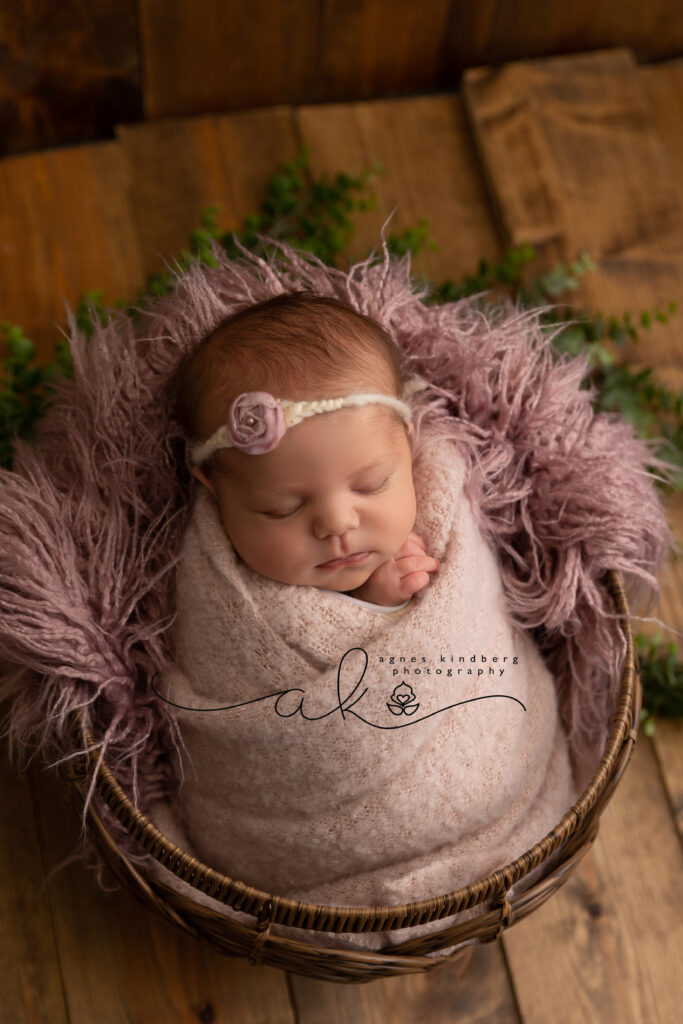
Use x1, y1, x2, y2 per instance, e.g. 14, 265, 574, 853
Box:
193, 404, 417, 591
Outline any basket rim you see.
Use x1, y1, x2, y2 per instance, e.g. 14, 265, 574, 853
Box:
68, 569, 637, 934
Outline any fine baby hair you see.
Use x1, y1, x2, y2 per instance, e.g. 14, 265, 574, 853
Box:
171, 291, 409, 479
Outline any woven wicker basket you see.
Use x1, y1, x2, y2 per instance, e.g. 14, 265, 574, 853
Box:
57, 570, 638, 984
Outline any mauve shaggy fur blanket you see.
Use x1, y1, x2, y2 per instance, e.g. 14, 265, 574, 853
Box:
0, 238, 671, 898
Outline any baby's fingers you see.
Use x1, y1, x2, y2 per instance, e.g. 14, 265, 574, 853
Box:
407, 531, 427, 551
397, 570, 431, 598
394, 534, 426, 560
396, 553, 440, 577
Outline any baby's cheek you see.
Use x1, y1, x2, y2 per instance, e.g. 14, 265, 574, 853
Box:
260, 525, 308, 573
395, 488, 417, 548
250, 528, 284, 563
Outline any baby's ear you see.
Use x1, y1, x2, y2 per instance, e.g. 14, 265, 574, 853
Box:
191, 465, 217, 498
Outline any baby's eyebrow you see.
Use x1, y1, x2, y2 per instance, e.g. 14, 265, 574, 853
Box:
250, 459, 391, 499
348, 458, 390, 478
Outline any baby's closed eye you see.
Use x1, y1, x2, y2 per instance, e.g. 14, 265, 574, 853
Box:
256, 476, 392, 518
354, 475, 390, 495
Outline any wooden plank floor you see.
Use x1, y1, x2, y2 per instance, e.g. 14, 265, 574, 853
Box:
1, 48, 682, 1024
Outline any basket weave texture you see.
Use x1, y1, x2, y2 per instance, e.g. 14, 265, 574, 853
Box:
58, 571, 638, 984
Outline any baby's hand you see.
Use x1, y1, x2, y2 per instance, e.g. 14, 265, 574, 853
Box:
351, 532, 440, 606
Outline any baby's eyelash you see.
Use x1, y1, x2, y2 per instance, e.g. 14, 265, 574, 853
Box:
355, 476, 390, 495
260, 477, 391, 518
262, 506, 301, 519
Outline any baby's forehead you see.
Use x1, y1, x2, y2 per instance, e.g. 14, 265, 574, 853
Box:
216, 406, 407, 491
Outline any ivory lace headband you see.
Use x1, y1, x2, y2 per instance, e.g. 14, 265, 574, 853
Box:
189, 376, 428, 464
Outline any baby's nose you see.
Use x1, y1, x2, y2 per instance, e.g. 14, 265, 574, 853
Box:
312, 503, 360, 539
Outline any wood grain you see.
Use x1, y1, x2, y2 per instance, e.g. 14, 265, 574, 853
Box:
290, 943, 519, 1023
441, 2, 683, 81
138, 1, 683, 121
655, 718, 683, 842
316, 0, 452, 101
0, 142, 145, 362
0, 0, 141, 156
0, 751, 69, 1024
138, 0, 320, 118
117, 108, 300, 279
139, 0, 452, 119
296, 95, 502, 284
503, 736, 683, 1024
462, 48, 683, 372
29, 761, 297, 1023
4, 1, 683, 152
640, 59, 683, 188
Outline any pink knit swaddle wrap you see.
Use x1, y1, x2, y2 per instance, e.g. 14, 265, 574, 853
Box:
154, 432, 577, 951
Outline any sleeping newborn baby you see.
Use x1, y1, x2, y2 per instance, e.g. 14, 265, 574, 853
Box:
159, 291, 578, 951
184, 293, 439, 606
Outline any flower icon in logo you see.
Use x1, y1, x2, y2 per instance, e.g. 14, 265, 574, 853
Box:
226, 391, 286, 454
386, 682, 419, 716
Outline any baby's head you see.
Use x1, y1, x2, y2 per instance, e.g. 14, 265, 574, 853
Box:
172, 292, 417, 591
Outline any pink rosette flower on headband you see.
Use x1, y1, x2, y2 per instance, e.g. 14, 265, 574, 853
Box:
226, 391, 286, 454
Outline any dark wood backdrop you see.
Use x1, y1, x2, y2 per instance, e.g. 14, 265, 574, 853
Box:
2, 0, 683, 155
